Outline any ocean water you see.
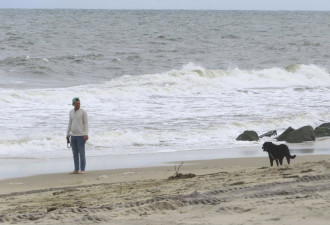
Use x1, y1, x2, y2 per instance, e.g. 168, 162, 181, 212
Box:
0, 9, 330, 159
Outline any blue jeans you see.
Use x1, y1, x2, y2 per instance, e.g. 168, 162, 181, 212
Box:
71, 136, 86, 171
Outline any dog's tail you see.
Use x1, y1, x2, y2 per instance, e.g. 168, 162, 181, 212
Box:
290, 155, 296, 159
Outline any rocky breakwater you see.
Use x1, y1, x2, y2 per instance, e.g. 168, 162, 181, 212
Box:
236, 123, 330, 143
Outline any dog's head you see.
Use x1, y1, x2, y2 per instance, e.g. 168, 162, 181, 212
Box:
262, 142, 272, 152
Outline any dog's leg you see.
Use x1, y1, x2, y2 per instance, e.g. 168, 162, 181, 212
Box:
275, 160, 279, 166
286, 156, 290, 164
279, 157, 283, 165
269, 155, 274, 167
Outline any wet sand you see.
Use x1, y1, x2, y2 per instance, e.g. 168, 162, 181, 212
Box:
1, 155, 330, 224
2, 138, 330, 180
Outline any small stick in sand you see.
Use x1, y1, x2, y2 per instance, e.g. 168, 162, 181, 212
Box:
173, 162, 184, 177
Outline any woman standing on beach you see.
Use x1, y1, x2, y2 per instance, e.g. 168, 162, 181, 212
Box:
66, 97, 89, 174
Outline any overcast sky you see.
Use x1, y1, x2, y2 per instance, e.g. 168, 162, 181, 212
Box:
1, 0, 330, 11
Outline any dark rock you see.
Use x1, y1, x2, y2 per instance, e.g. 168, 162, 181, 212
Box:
319, 123, 330, 128
236, 130, 259, 141
276, 127, 295, 141
315, 127, 330, 138
286, 126, 315, 143
47, 207, 57, 213
259, 130, 277, 138
314, 123, 330, 138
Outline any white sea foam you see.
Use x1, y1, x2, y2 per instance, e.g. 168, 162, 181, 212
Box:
0, 64, 329, 158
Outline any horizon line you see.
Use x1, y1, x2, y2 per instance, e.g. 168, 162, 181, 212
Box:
0, 8, 329, 12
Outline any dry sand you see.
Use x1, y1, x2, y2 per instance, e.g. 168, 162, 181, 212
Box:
0, 155, 330, 225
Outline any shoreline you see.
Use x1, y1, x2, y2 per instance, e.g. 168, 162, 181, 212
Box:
0, 155, 330, 224
2, 138, 330, 180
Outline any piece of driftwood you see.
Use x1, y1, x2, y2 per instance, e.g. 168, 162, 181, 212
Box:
168, 162, 196, 180
168, 173, 196, 180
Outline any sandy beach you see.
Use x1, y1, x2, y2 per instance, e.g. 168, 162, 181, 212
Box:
0, 155, 330, 224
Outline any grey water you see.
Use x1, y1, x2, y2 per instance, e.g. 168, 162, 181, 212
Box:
1, 9, 329, 88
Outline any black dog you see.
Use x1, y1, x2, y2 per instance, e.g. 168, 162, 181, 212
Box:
262, 142, 296, 167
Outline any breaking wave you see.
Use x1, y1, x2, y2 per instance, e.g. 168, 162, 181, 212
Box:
0, 63, 329, 159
